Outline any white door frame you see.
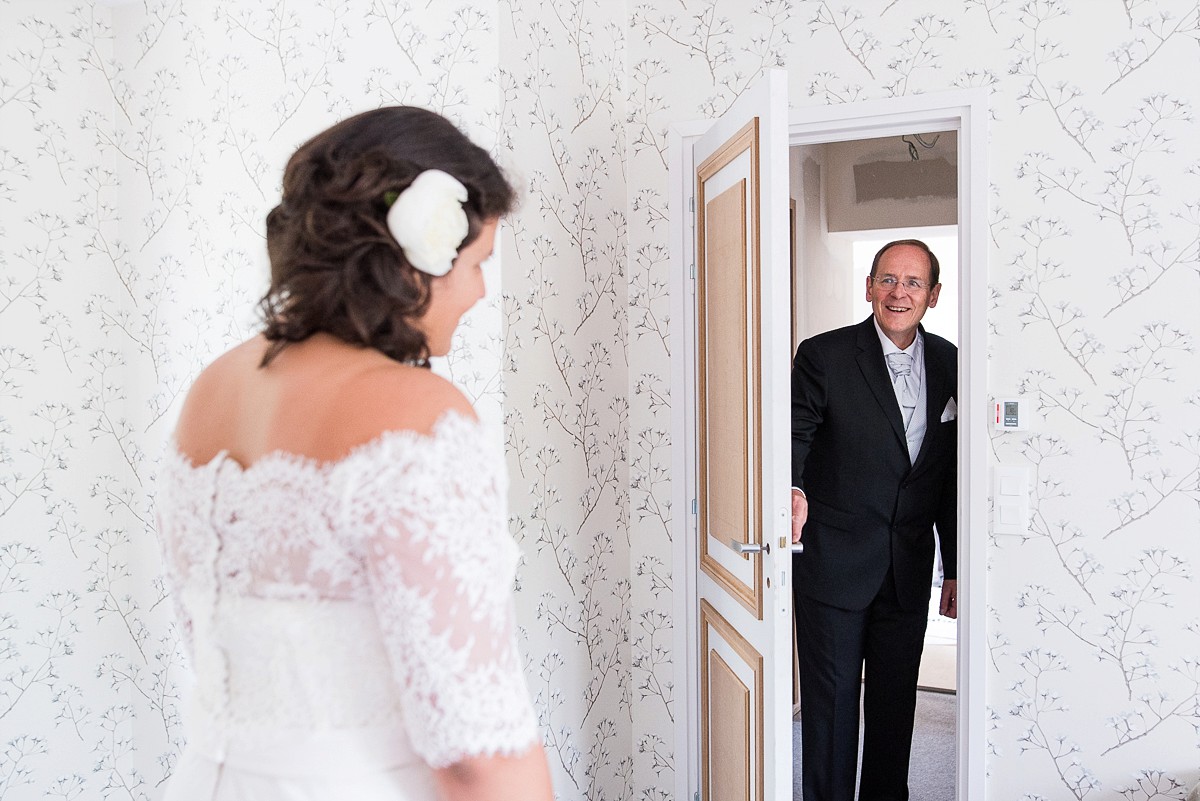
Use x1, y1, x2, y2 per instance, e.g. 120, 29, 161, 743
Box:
669, 88, 989, 801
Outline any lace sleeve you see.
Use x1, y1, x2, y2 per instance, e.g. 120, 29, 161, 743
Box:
155, 446, 221, 662
341, 413, 539, 768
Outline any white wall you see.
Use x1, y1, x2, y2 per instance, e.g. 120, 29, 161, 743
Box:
790, 143, 860, 343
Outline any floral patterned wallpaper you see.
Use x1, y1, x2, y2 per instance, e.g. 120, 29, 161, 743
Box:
498, 2, 634, 799
3, 1, 1199, 800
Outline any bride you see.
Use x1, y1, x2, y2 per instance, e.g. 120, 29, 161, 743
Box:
156, 107, 553, 801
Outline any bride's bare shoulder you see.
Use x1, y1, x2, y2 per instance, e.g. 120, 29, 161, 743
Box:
337, 363, 477, 439
173, 335, 475, 461
184, 335, 266, 396
172, 337, 269, 455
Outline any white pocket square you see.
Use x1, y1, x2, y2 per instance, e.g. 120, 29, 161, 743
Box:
940, 397, 957, 423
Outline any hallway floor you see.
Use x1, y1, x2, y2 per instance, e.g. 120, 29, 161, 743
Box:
792, 690, 956, 801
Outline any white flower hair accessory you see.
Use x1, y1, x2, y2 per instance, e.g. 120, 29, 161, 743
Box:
385, 169, 470, 277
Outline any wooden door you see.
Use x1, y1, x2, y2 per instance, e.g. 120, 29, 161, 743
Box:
692, 68, 791, 801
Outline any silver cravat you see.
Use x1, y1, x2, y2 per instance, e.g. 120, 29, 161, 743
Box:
886, 351, 918, 428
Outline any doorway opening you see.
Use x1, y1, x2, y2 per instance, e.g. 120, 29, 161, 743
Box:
786, 130, 960, 798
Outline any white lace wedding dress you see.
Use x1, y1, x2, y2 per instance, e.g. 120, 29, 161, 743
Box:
156, 411, 538, 800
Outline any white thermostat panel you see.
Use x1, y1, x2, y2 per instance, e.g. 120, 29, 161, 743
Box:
992, 397, 1028, 431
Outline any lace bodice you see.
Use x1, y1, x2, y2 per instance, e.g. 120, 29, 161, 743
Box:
156, 411, 538, 769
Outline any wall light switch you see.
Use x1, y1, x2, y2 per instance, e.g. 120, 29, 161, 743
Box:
998, 503, 1022, 526
993, 465, 1030, 537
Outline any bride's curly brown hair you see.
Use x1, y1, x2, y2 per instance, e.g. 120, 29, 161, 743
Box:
259, 106, 515, 367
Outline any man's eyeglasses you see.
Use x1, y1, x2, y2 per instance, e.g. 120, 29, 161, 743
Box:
871, 275, 932, 293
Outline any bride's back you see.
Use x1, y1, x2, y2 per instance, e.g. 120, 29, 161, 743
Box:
173, 332, 472, 472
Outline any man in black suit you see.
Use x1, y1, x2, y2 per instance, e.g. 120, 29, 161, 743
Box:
790, 239, 957, 801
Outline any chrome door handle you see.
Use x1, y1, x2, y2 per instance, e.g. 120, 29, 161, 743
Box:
729, 538, 770, 556
778, 536, 804, 554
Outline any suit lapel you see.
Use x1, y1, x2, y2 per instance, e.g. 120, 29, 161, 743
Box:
855, 319, 909, 453
912, 329, 947, 471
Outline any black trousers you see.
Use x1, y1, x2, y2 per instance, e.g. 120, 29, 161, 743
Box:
795, 566, 929, 801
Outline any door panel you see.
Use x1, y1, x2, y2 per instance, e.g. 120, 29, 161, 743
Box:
701, 600, 761, 801
692, 68, 790, 801
697, 167, 761, 618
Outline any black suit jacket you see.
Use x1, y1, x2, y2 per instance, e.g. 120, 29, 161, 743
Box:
791, 317, 957, 612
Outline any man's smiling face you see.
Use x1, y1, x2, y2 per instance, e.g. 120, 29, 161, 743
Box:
865, 243, 941, 349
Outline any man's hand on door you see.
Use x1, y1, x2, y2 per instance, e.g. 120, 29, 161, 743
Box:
791, 488, 807, 543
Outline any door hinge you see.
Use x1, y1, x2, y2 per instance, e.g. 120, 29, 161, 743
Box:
691, 498, 698, 514
689, 195, 696, 228
694, 792, 700, 801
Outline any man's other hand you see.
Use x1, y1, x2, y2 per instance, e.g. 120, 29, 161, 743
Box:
939, 579, 958, 619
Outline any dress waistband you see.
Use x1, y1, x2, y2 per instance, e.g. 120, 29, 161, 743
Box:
186, 713, 419, 778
